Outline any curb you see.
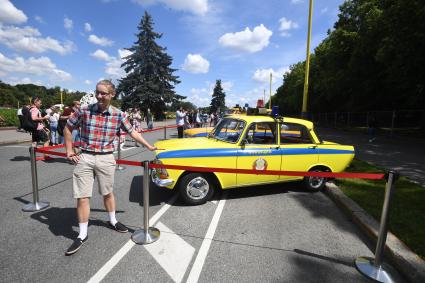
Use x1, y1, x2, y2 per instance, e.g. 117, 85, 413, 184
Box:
0, 139, 32, 146
324, 182, 425, 283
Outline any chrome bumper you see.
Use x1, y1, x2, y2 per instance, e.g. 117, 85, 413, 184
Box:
151, 169, 174, 187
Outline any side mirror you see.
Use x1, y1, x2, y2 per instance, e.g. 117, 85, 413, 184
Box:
240, 138, 247, 146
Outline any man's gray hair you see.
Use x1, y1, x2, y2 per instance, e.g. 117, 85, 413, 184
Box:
96, 79, 116, 93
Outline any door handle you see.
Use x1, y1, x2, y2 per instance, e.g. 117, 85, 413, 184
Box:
270, 146, 280, 150
307, 145, 317, 149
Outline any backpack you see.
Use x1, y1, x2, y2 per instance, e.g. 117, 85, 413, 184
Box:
21, 106, 37, 132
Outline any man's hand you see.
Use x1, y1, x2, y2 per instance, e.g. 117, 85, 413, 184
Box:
67, 152, 80, 164
148, 146, 157, 151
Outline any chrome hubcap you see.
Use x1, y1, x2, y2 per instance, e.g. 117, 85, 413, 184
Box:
309, 172, 325, 189
186, 177, 209, 200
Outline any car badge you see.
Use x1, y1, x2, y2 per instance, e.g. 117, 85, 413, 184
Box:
253, 158, 268, 170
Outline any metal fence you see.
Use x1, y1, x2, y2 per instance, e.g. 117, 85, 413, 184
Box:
308, 110, 425, 136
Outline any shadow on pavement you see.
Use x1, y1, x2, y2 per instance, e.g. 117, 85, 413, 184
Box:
10, 155, 30, 161
128, 175, 174, 206
30, 207, 126, 240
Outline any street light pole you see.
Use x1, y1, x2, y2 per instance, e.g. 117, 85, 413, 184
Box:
301, 0, 314, 119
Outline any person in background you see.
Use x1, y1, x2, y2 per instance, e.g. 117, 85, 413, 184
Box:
176, 107, 186, 138
71, 101, 81, 142
30, 97, 50, 158
368, 116, 377, 142
17, 106, 24, 131
64, 80, 157, 256
146, 108, 153, 130
195, 109, 202, 128
49, 106, 60, 145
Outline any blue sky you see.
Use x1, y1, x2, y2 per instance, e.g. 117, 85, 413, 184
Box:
0, 0, 344, 107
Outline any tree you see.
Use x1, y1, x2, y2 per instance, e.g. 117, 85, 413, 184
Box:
210, 80, 226, 113
117, 11, 183, 118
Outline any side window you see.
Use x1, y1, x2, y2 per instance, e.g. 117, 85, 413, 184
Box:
245, 122, 277, 144
280, 123, 313, 144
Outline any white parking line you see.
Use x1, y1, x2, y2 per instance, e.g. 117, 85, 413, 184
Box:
87, 194, 178, 283
186, 194, 227, 283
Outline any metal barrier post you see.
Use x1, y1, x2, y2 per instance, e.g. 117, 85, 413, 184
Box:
23, 145, 49, 212
132, 160, 160, 244
355, 171, 400, 283
116, 134, 126, 171
164, 124, 167, 140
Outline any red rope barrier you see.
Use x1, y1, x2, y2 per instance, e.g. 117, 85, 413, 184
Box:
35, 148, 67, 157
116, 159, 144, 167
149, 163, 385, 180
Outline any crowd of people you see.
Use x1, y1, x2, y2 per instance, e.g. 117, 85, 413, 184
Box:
17, 98, 82, 150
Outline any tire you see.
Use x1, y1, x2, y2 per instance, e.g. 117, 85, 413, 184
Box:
303, 168, 327, 192
179, 173, 215, 205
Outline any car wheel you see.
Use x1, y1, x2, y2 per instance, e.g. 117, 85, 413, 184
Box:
303, 168, 327, 192
179, 173, 215, 205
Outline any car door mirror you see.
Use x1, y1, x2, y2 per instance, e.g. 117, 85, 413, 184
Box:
240, 138, 247, 146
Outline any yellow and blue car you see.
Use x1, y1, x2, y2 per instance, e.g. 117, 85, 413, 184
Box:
152, 113, 354, 205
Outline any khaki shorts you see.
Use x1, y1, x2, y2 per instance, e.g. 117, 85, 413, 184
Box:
73, 153, 116, 198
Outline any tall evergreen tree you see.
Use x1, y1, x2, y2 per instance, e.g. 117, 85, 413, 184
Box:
210, 80, 226, 113
117, 11, 183, 117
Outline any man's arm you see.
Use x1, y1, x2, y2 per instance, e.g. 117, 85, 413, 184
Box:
64, 124, 79, 163
129, 131, 157, 151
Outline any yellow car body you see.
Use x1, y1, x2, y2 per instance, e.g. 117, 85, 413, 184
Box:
153, 114, 355, 205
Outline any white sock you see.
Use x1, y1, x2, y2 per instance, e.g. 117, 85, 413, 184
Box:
78, 222, 88, 240
108, 211, 117, 226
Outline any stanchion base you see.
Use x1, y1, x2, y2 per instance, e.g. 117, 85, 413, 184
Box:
22, 201, 50, 212
131, 227, 160, 245
116, 165, 126, 171
355, 256, 399, 283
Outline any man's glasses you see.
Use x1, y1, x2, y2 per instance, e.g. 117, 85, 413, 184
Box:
95, 90, 110, 96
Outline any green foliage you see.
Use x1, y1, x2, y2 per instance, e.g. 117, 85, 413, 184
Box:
338, 159, 425, 260
0, 108, 19, 127
274, 0, 425, 115
117, 11, 183, 118
210, 80, 226, 113
0, 80, 87, 109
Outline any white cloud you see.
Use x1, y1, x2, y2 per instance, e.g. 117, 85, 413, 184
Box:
0, 52, 72, 82
64, 17, 73, 31
5, 77, 43, 86
219, 24, 272, 53
84, 79, 92, 85
0, 0, 27, 24
291, 0, 303, 4
34, 15, 44, 24
182, 53, 209, 74
84, 22, 92, 32
185, 94, 211, 107
88, 34, 114, 46
0, 25, 74, 55
321, 7, 329, 14
252, 67, 289, 84
132, 0, 208, 16
278, 17, 298, 37
91, 49, 112, 61
221, 81, 233, 91
118, 49, 132, 59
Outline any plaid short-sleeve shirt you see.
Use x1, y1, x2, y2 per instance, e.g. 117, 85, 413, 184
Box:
67, 103, 133, 153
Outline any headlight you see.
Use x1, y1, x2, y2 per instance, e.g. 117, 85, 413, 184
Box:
152, 159, 169, 178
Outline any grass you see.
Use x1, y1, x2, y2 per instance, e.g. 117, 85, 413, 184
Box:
0, 108, 19, 127
336, 159, 425, 260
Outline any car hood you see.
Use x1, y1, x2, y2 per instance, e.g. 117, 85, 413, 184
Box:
154, 137, 233, 158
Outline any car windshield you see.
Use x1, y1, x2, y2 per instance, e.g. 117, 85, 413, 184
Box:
211, 118, 246, 143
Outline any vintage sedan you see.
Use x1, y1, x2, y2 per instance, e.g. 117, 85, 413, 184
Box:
152, 114, 355, 205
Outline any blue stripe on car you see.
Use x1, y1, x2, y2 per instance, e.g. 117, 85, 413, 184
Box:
157, 148, 354, 159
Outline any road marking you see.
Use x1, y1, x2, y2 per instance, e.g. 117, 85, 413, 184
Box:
186, 194, 227, 283
145, 222, 195, 283
87, 194, 178, 283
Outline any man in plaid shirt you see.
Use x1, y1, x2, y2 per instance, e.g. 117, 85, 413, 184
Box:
64, 80, 157, 256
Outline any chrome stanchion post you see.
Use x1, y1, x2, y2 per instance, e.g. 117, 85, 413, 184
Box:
23, 145, 49, 212
116, 133, 126, 171
355, 171, 400, 283
132, 160, 160, 244
164, 124, 167, 140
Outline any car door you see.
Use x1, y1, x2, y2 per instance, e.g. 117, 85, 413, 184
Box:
236, 122, 281, 186
280, 122, 318, 181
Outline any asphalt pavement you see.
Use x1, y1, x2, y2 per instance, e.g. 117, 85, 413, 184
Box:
0, 126, 384, 283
